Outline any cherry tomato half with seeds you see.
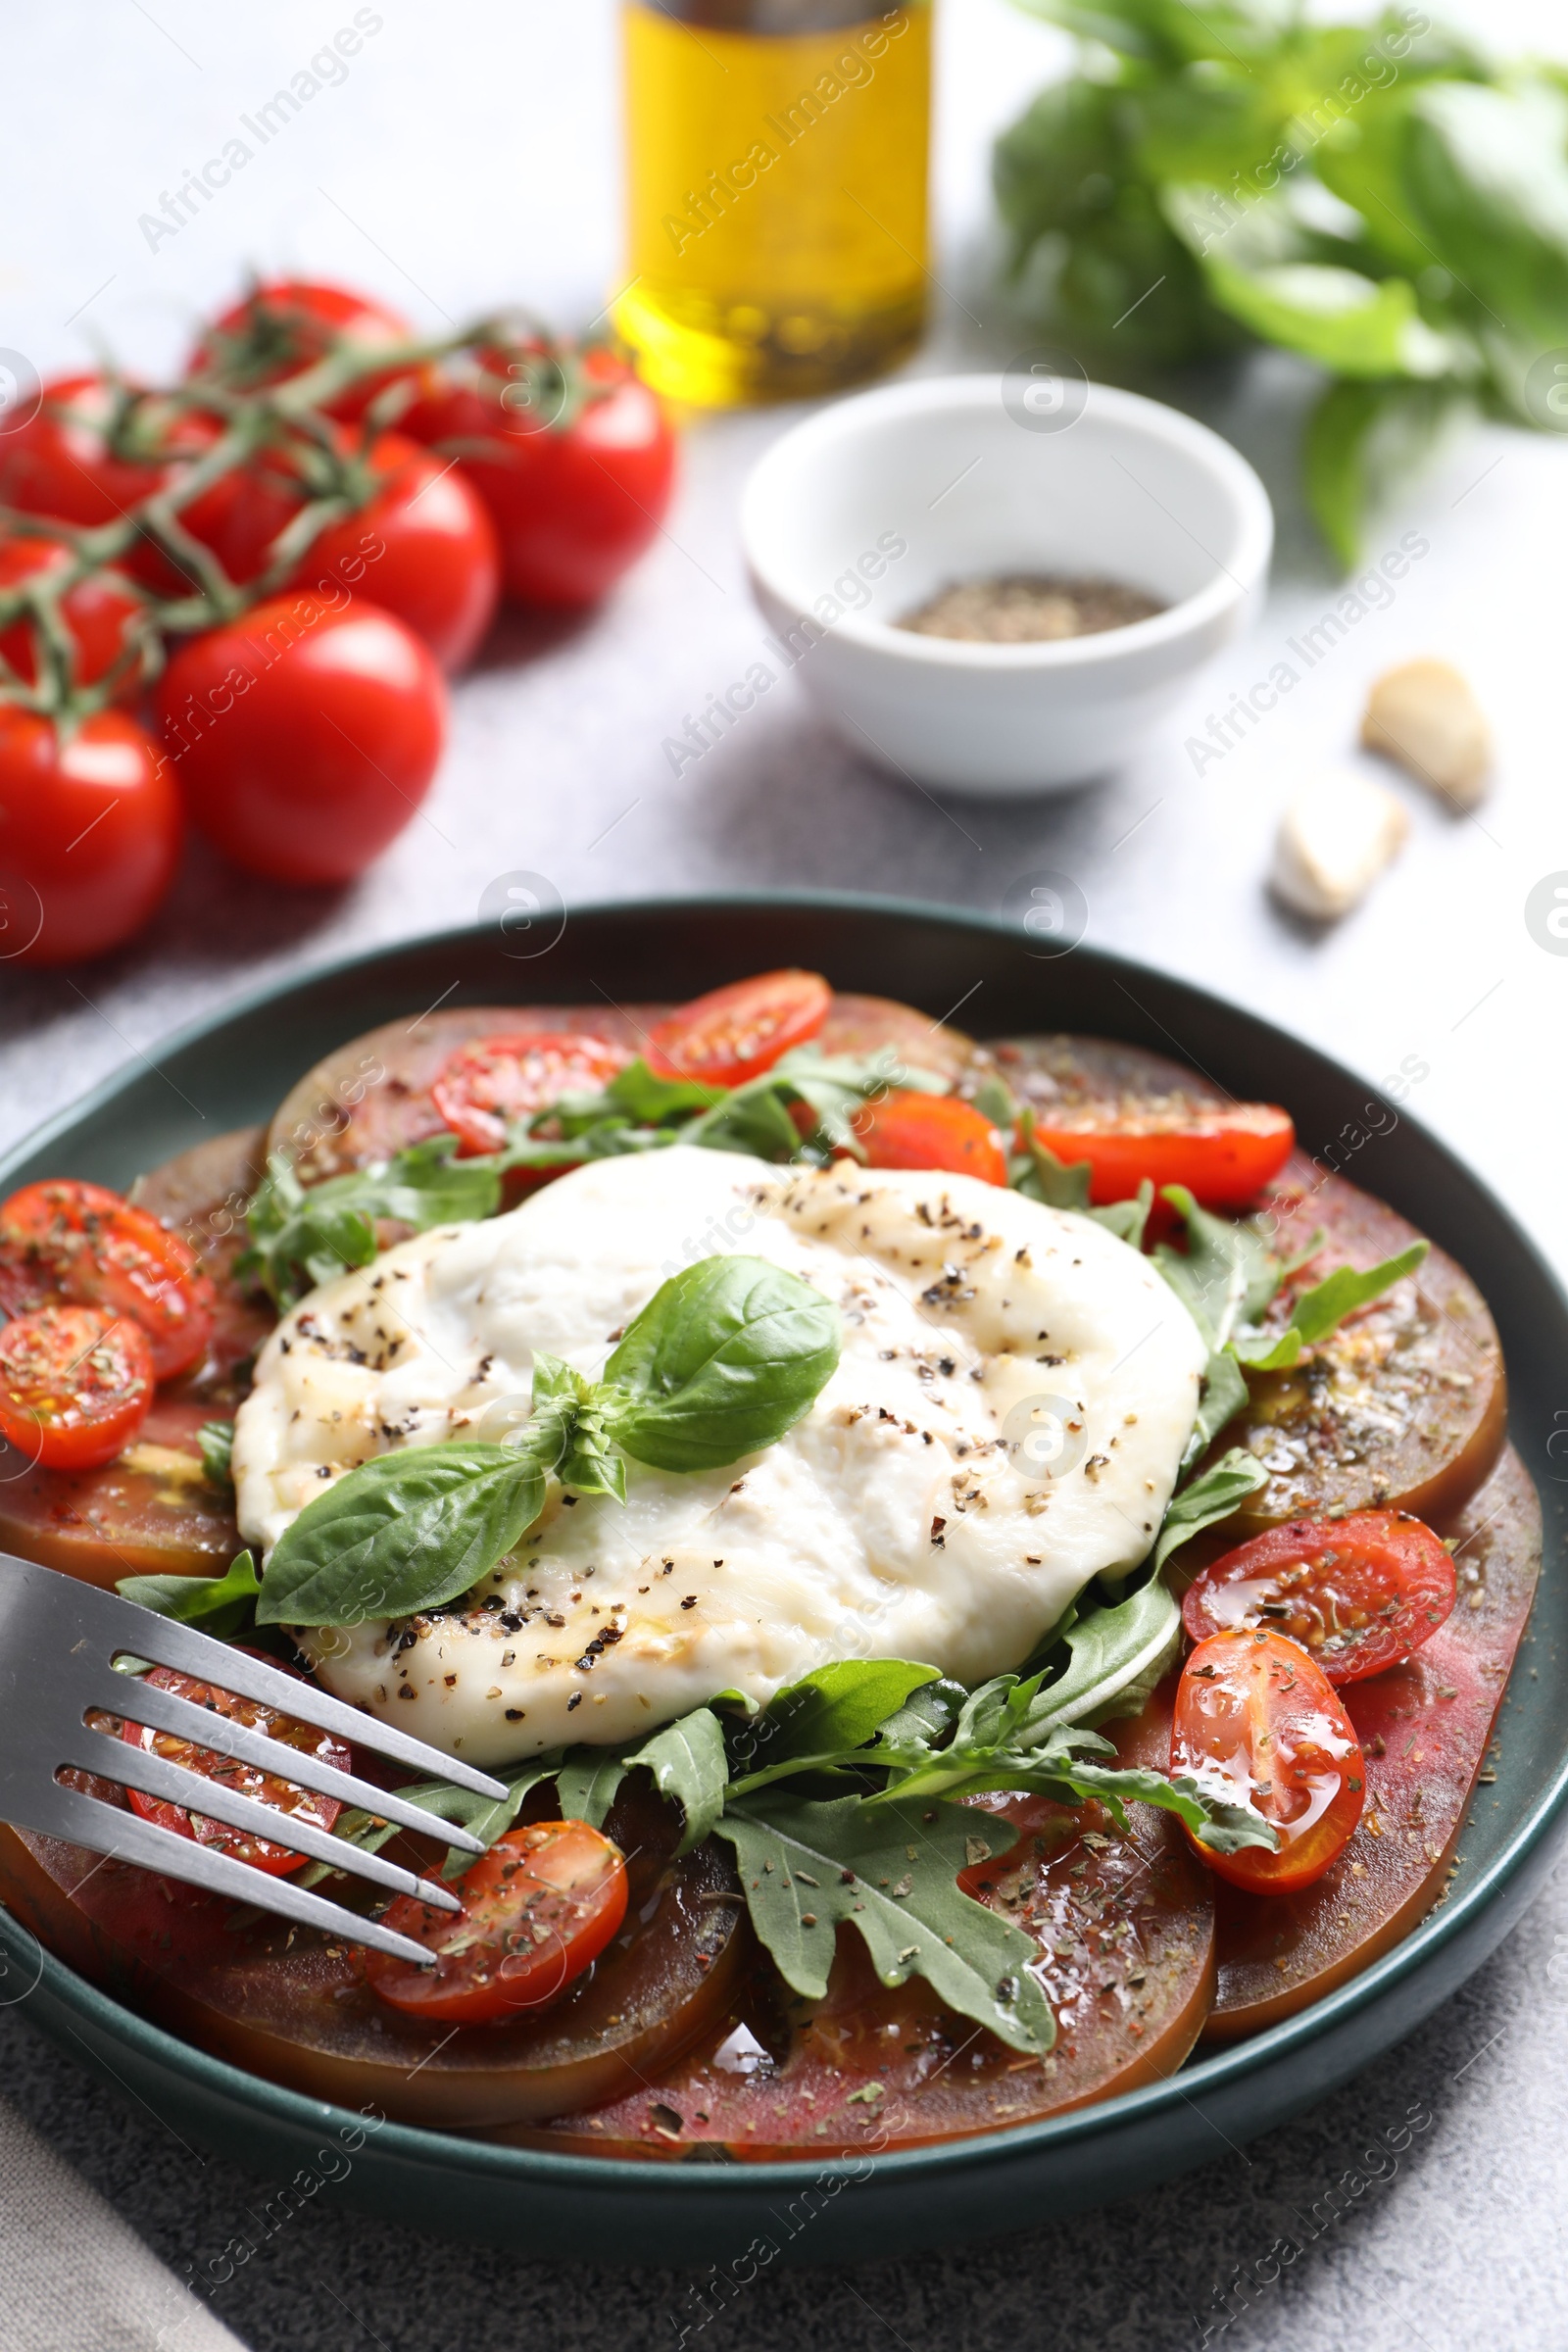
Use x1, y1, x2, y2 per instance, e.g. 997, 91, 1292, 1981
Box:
0, 1303, 154, 1470
187, 279, 435, 423
1027, 1100, 1295, 1209
858, 1091, 1009, 1187
1172, 1629, 1364, 1893
1182, 1511, 1457, 1684
0, 708, 182, 967
0, 1179, 214, 1379
363, 1818, 629, 2026
431, 1033, 633, 1157
120, 1651, 350, 1876
646, 969, 831, 1088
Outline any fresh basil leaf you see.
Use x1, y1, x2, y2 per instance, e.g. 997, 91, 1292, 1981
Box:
1287, 1241, 1429, 1346
1152, 1447, 1267, 1571
1304, 376, 1473, 568
716, 1793, 1054, 2055
1402, 78, 1568, 354
198, 1418, 235, 1492
1031, 1578, 1181, 1730
117, 1549, 262, 1641
1154, 1185, 1277, 1348
1091, 1180, 1154, 1250
1008, 1112, 1093, 1211
621, 1705, 731, 1854
256, 1444, 545, 1627
603, 1255, 840, 1475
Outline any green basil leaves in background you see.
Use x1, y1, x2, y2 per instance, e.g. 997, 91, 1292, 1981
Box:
256, 1255, 840, 1628
995, 0, 1568, 560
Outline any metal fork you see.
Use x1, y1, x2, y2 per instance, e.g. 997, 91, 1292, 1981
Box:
0, 1552, 510, 1964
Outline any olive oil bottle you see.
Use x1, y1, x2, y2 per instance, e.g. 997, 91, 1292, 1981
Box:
615, 1, 932, 406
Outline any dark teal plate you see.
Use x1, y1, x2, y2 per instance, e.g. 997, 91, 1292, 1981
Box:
2, 893, 1564, 2265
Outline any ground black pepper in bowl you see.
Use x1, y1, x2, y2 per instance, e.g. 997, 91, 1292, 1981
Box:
897, 574, 1166, 644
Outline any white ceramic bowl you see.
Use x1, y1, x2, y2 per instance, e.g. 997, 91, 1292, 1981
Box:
740, 372, 1274, 796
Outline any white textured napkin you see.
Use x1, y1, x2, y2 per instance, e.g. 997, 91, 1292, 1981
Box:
0, 2095, 248, 2352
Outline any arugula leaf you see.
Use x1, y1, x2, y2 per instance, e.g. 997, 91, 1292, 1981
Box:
621, 1705, 731, 1853
1008, 1113, 1093, 1210
604, 1059, 725, 1125
256, 1444, 547, 1628
117, 1549, 262, 1640
1288, 1241, 1428, 1345
602, 1255, 840, 1474
1048, 1755, 1279, 1854
554, 1749, 633, 1832
1184, 1347, 1250, 1469
1091, 1179, 1154, 1250
1152, 1447, 1268, 1571
243, 1138, 502, 1310
716, 1794, 1055, 2055
198, 1418, 235, 1493
1031, 1577, 1181, 1728
403, 1758, 566, 1882
1154, 1185, 1277, 1348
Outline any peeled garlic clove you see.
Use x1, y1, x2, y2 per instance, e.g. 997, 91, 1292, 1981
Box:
1270, 769, 1410, 921
1361, 660, 1491, 808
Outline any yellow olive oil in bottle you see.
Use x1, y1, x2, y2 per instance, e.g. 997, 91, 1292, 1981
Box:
615, 1, 931, 405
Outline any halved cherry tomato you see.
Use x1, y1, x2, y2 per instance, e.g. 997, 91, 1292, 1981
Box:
430, 1033, 633, 1156
120, 1651, 350, 1876
1182, 1512, 1456, 1684
0, 1180, 213, 1379
0, 537, 152, 699
858, 1091, 1008, 1186
1172, 1629, 1364, 1893
0, 1303, 154, 1470
1027, 1101, 1295, 1209
363, 1819, 629, 2026
187, 279, 433, 423
646, 970, 830, 1088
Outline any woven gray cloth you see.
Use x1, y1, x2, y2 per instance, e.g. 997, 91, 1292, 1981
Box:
0, 2094, 246, 2352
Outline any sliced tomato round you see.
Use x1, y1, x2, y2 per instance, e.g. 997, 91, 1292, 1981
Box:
363, 1819, 629, 2026
1182, 1511, 1456, 1684
120, 1652, 350, 1876
1172, 1629, 1364, 1893
0, 1303, 154, 1470
1027, 1101, 1294, 1209
645, 969, 830, 1088
430, 1033, 633, 1156
0, 1179, 214, 1379
858, 1091, 1008, 1186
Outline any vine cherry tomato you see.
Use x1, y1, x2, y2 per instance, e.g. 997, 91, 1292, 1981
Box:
0, 537, 152, 699
153, 592, 446, 886
0, 375, 199, 531
1181, 1511, 1457, 1684
0, 1178, 214, 1378
858, 1091, 1009, 1186
187, 279, 434, 422
363, 1818, 629, 2025
0, 707, 182, 966
0, 1303, 154, 1470
1026, 1099, 1295, 1209
120, 1652, 351, 1875
646, 969, 831, 1087
431, 1033, 633, 1156
401, 343, 676, 607
1172, 1629, 1364, 1893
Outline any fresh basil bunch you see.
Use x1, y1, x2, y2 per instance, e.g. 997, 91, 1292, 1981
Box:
253, 1254, 841, 1628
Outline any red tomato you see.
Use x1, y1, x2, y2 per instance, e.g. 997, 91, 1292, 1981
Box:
0, 375, 196, 531
1172, 1629, 1364, 1893
401, 344, 676, 607
364, 1819, 629, 2025
431, 1033, 634, 1156
1027, 1101, 1294, 1209
858, 1091, 1009, 1186
0, 538, 151, 699
646, 969, 830, 1087
0, 708, 181, 966
153, 593, 446, 886
0, 1302, 154, 1470
120, 1652, 351, 1876
1182, 1511, 1457, 1684
188, 279, 432, 422
0, 1179, 213, 1380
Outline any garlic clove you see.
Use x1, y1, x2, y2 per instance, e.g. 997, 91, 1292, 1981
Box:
1270, 768, 1410, 922
1361, 660, 1492, 808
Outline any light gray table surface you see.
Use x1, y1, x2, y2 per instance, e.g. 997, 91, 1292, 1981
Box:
4, 3, 1568, 2346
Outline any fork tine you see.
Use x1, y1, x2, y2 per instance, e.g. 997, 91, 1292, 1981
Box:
102, 1670, 491, 1853
73, 1721, 464, 1912
27, 1779, 440, 1966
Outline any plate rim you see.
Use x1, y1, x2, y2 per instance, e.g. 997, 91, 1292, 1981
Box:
5, 886, 1565, 2193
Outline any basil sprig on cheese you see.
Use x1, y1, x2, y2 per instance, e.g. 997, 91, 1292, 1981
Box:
253, 1255, 840, 1628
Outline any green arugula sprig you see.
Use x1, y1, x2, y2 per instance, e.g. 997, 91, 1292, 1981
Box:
241, 1137, 504, 1311
251, 1254, 841, 1628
